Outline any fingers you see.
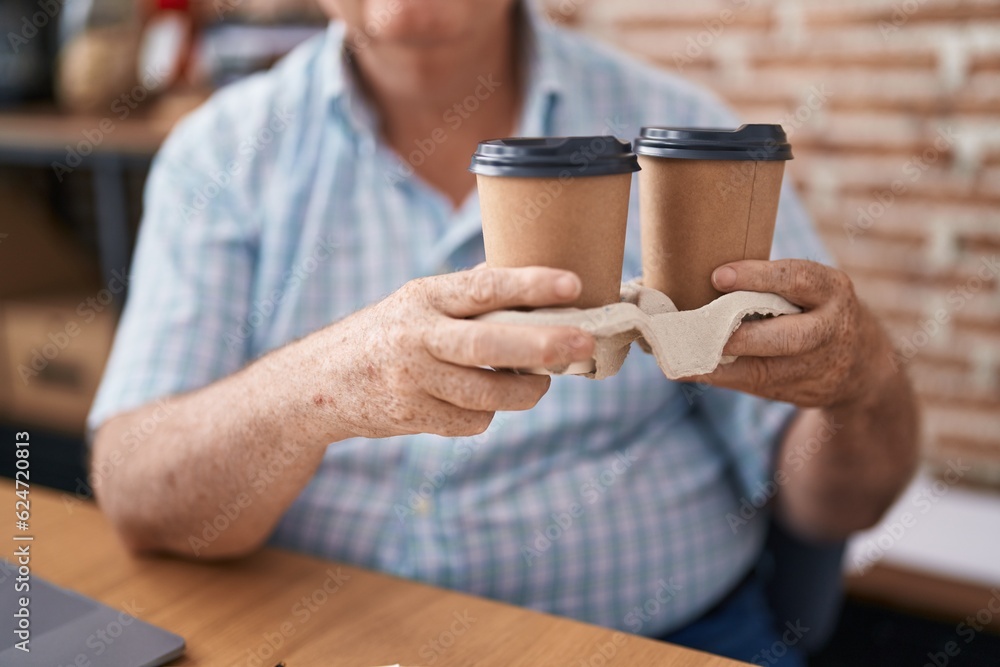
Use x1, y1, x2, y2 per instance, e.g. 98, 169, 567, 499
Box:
415, 363, 551, 412
417, 267, 583, 318
712, 259, 850, 309
414, 397, 496, 437
423, 319, 595, 369
682, 356, 830, 407
723, 312, 833, 357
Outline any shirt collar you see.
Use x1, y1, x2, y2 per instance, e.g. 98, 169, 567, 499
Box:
319, 21, 376, 137
318, 21, 348, 105
517, 0, 566, 135
318, 0, 566, 138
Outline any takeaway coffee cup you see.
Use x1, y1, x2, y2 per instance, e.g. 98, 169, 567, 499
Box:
469, 137, 640, 310
634, 124, 793, 311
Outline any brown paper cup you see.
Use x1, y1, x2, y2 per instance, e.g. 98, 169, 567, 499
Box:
477, 172, 632, 309
638, 157, 785, 311
635, 124, 793, 311
469, 137, 640, 375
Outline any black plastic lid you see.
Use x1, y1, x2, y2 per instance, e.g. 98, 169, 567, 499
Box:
469, 137, 640, 178
634, 124, 793, 161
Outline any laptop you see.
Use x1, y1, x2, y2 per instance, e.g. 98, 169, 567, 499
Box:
0, 560, 185, 666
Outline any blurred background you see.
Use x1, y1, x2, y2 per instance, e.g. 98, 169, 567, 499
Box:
1, 0, 998, 665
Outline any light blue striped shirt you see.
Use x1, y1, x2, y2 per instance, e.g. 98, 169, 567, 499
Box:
90, 4, 830, 635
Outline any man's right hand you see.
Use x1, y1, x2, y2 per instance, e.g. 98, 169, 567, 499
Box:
92, 266, 594, 557
296, 267, 596, 440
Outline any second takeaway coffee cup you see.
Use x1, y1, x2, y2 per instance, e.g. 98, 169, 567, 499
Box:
469, 137, 640, 310
634, 124, 793, 311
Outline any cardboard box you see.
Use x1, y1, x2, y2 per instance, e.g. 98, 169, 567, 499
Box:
0, 295, 115, 434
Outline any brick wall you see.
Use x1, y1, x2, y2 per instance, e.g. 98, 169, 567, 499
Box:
545, 0, 1000, 485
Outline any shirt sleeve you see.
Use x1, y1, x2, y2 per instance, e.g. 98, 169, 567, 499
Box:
87, 107, 258, 433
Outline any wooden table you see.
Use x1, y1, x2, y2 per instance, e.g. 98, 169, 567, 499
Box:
7, 480, 745, 666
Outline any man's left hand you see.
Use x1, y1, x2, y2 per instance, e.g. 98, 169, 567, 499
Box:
683, 259, 893, 409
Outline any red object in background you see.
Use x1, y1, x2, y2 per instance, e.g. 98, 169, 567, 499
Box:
138, 0, 197, 92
